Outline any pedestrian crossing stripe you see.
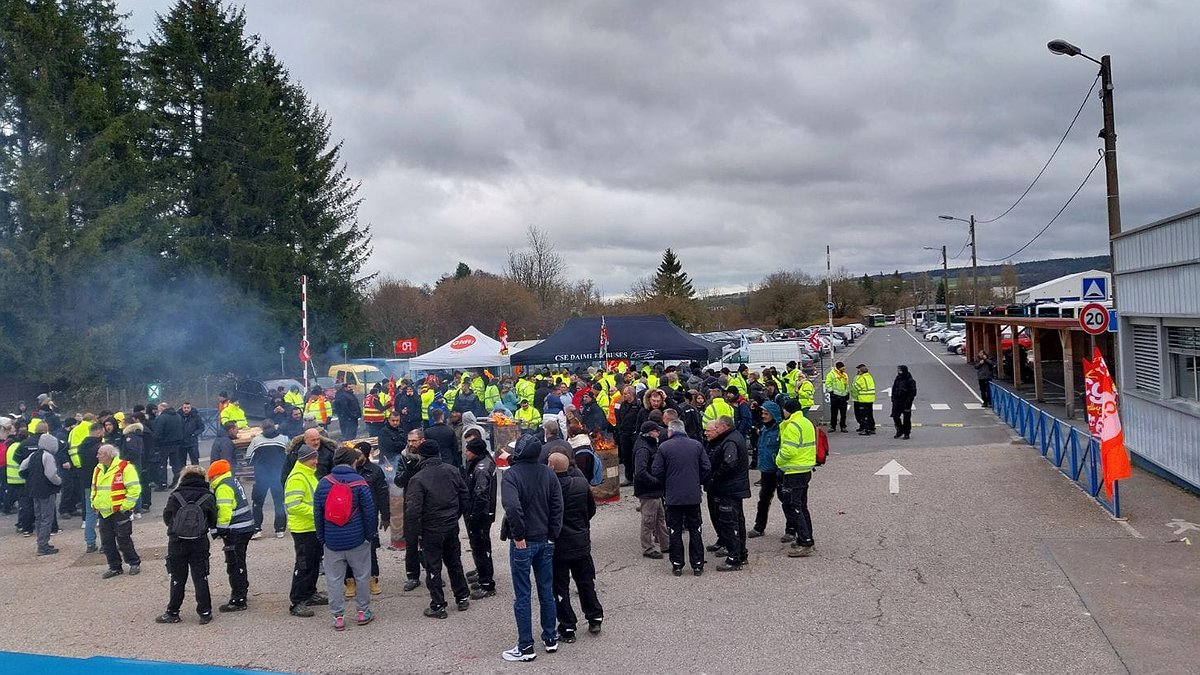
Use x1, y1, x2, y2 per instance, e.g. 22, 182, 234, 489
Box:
930, 403, 951, 410
810, 405, 820, 411
888, 423, 968, 428
964, 402, 983, 410
872, 404, 883, 411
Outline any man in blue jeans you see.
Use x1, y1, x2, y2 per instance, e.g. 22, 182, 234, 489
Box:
500, 434, 563, 662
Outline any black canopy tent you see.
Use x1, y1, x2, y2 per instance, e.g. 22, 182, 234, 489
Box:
510, 315, 721, 365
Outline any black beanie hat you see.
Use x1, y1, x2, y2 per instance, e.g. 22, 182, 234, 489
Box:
418, 440, 441, 458
783, 399, 803, 414
466, 437, 489, 456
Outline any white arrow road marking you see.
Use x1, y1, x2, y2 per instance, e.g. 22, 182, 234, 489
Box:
882, 387, 893, 398
875, 460, 913, 494
930, 403, 950, 410
810, 405, 821, 411
1166, 519, 1200, 536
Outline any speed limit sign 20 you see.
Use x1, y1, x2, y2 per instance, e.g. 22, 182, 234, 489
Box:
1079, 303, 1109, 335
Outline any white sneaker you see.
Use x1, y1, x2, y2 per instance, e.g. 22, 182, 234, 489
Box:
502, 645, 536, 662
275, 531, 286, 538
251, 531, 263, 540
133, 512, 142, 520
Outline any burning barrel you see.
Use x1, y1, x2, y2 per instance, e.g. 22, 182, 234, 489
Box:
590, 432, 621, 503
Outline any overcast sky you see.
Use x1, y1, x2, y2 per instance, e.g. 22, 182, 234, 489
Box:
119, 1, 1200, 296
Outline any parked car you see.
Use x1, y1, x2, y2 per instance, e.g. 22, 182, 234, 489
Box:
946, 335, 966, 352
231, 377, 305, 420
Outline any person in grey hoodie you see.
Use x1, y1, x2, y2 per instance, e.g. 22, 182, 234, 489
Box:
20, 431, 63, 555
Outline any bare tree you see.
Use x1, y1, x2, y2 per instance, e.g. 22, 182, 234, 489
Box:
506, 225, 565, 306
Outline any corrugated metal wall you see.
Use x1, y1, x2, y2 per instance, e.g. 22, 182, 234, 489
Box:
1114, 208, 1200, 490
1124, 396, 1200, 489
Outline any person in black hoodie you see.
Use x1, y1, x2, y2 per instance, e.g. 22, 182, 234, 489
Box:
704, 418, 751, 572
405, 440, 470, 619
463, 437, 497, 599
393, 428, 426, 591
499, 434, 564, 662
891, 365, 918, 440
153, 403, 185, 487
157, 465, 217, 625
178, 402, 205, 465
423, 409, 459, 471
277, 406, 305, 441
614, 386, 641, 485
633, 422, 668, 559
352, 443, 390, 596
377, 412, 406, 469
332, 383, 362, 441
549, 453, 603, 642
122, 421, 150, 514
396, 385, 422, 435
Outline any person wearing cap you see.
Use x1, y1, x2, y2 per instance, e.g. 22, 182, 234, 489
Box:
652, 419, 710, 576
777, 400, 817, 557
578, 390, 609, 435
549, 452, 604, 642
499, 434, 564, 662
92, 443, 142, 578
723, 387, 753, 437
514, 399, 542, 430
795, 373, 815, 416
209, 458, 255, 612
315, 447, 377, 630
210, 421, 239, 469
824, 361, 851, 433
285, 443, 324, 617
851, 364, 877, 435
405, 440, 471, 619
19, 430, 63, 556
157, 465, 217, 624
632, 421, 668, 559
463, 437, 498, 599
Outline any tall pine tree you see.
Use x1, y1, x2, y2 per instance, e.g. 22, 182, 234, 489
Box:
652, 248, 695, 299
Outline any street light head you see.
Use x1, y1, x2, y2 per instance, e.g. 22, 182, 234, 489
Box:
938, 215, 954, 221
1048, 39, 1081, 57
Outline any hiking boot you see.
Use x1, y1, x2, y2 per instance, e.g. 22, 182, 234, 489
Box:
470, 587, 496, 600
307, 593, 329, 606
502, 645, 537, 662
344, 578, 357, 598
356, 608, 374, 626
746, 529, 764, 539
705, 543, 721, 552
37, 547, 59, 556
469, 581, 480, 591
456, 598, 470, 612
85, 544, 98, 553
558, 627, 577, 643
403, 578, 421, 592
289, 603, 315, 617
154, 612, 181, 624
715, 561, 743, 572
692, 565, 704, 577
466, 570, 479, 582
333, 614, 346, 631
198, 613, 212, 625
780, 533, 796, 543
711, 546, 729, 558
128, 564, 140, 576
423, 606, 448, 619
102, 568, 123, 579
643, 550, 663, 559
218, 601, 247, 613
369, 576, 381, 595
588, 619, 603, 634
787, 544, 814, 558
544, 638, 558, 653
672, 565, 683, 577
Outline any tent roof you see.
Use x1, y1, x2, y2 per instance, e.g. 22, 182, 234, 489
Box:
408, 326, 510, 370
510, 315, 720, 365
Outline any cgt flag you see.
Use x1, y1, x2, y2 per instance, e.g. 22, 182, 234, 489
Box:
599, 315, 610, 357
499, 321, 510, 355
1083, 347, 1132, 498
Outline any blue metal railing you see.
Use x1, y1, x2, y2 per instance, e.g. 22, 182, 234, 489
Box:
990, 383, 1120, 517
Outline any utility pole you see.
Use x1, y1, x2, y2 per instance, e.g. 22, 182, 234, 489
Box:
969, 214, 978, 316
926, 245, 949, 327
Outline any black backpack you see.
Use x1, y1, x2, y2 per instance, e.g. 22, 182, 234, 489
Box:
171, 492, 212, 540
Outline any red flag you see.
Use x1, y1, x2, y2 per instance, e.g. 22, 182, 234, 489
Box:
299, 338, 311, 363
499, 321, 510, 355
808, 331, 822, 352
1084, 347, 1131, 498
600, 316, 609, 354
388, 375, 396, 405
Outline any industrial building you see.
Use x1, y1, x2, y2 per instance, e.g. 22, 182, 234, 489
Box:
1015, 269, 1111, 305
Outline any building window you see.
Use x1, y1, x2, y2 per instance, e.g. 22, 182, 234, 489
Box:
1131, 324, 1161, 396
1167, 326, 1200, 402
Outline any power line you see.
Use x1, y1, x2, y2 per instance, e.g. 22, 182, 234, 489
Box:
977, 73, 1100, 225
949, 233, 972, 260
980, 154, 1104, 262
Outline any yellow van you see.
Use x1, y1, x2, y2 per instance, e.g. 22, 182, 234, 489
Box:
327, 364, 387, 399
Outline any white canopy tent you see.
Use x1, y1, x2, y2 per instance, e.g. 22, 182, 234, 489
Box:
408, 325, 510, 370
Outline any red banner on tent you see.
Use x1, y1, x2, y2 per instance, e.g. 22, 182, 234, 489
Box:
1083, 347, 1132, 498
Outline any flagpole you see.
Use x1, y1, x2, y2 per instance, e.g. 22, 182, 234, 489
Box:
301, 275, 309, 391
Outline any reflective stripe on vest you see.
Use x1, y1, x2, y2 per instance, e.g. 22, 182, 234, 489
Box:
6, 442, 25, 485
213, 475, 255, 532
93, 460, 132, 511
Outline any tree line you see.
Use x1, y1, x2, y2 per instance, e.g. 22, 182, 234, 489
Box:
0, 0, 368, 392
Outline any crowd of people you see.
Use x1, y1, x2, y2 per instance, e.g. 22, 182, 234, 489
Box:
0, 355, 917, 662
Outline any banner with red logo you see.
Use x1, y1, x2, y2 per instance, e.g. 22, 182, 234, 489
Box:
1083, 347, 1132, 498
394, 337, 419, 354
450, 334, 477, 350
299, 339, 311, 363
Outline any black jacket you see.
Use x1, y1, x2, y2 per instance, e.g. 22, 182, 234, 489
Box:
333, 389, 362, 420
676, 401, 704, 441
405, 456, 468, 537
554, 471, 596, 560
210, 434, 237, 467
632, 433, 663, 499
77, 435, 103, 479
281, 435, 336, 484
277, 417, 305, 440
153, 409, 184, 446
424, 423, 460, 470
580, 401, 609, 433
651, 433, 710, 506
358, 459, 391, 524
162, 473, 217, 543
395, 393, 421, 429
393, 451, 422, 490
178, 408, 205, 448
452, 392, 485, 418
122, 425, 146, 468
377, 422, 406, 457
891, 372, 917, 415
500, 443, 564, 543
615, 399, 641, 441
464, 454, 497, 527
706, 429, 751, 499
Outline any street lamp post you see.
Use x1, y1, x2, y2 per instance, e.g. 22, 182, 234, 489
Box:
939, 214, 977, 315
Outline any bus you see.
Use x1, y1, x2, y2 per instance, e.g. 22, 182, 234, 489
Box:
868, 314, 886, 327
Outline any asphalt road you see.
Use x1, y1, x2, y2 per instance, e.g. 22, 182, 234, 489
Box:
2, 326, 1195, 673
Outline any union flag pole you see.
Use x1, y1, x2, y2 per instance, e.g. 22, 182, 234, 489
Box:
300, 275, 311, 390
